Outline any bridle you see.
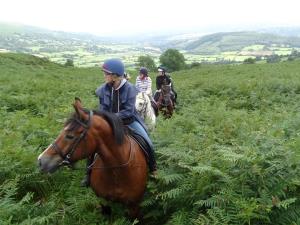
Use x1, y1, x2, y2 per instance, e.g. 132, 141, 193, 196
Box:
50, 110, 134, 170
51, 110, 93, 167
158, 87, 172, 107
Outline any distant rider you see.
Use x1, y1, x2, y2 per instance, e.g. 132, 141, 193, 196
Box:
136, 67, 158, 116
153, 66, 177, 104
136, 67, 155, 101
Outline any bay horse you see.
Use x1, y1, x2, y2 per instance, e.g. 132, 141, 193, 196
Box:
156, 84, 174, 118
135, 92, 156, 131
38, 98, 148, 219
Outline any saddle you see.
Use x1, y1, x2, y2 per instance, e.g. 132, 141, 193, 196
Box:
125, 126, 156, 172
126, 127, 150, 162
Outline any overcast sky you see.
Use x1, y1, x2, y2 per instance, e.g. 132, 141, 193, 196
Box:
1, 0, 300, 36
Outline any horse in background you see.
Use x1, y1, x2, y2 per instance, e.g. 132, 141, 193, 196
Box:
38, 98, 148, 219
135, 92, 156, 131
156, 84, 174, 118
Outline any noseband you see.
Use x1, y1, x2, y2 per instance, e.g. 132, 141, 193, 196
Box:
51, 110, 93, 166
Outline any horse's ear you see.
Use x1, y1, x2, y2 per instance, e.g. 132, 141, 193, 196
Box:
75, 97, 81, 102
73, 97, 88, 121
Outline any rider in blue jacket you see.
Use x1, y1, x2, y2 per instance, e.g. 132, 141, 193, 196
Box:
81, 59, 157, 187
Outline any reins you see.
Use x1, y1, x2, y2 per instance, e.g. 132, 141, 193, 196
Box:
87, 137, 134, 170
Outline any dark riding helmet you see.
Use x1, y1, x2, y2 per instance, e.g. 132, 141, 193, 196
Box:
139, 67, 148, 76
102, 58, 124, 77
157, 65, 167, 73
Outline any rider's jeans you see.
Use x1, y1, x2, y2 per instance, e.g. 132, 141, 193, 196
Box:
128, 121, 153, 148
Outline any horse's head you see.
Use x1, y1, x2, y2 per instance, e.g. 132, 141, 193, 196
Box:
38, 98, 126, 173
160, 84, 172, 106
38, 98, 95, 173
135, 92, 149, 114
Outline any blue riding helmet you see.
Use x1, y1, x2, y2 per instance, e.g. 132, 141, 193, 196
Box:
102, 58, 124, 77
139, 67, 148, 76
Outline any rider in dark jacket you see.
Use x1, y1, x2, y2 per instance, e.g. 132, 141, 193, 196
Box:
81, 59, 157, 187
154, 66, 177, 103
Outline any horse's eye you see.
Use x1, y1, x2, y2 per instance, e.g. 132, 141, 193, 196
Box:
65, 134, 75, 140
139, 103, 143, 106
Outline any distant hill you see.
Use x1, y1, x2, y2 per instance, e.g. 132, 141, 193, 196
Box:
0, 22, 115, 42
163, 32, 300, 54
0, 22, 47, 35
259, 27, 300, 37
1, 22, 300, 66
0, 22, 155, 67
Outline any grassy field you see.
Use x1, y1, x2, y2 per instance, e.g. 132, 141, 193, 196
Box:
39, 46, 161, 68
40, 44, 296, 67
2, 53, 300, 224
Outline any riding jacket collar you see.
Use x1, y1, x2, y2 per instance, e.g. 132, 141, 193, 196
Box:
114, 78, 127, 90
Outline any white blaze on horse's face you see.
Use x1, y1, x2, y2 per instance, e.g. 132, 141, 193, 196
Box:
135, 93, 147, 113
38, 143, 63, 173
38, 128, 73, 173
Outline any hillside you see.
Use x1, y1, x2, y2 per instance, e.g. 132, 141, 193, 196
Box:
2, 22, 300, 66
0, 22, 161, 67
165, 31, 300, 54
2, 53, 300, 224
259, 26, 300, 37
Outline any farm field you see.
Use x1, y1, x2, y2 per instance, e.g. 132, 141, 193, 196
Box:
2, 53, 300, 224
2, 22, 300, 67
39, 44, 299, 67
24, 44, 300, 67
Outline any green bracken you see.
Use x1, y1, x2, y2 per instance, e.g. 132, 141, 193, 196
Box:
1, 53, 300, 224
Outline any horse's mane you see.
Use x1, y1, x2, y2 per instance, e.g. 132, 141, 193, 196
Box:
65, 109, 125, 145
94, 110, 125, 145
137, 92, 150, 102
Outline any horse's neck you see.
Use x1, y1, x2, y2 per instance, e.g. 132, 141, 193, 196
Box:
144, 97, 152, 114
92, 116, 130, 165
140, 94, 149, 110
143, 95, 150, 107
158, 91, 164, 102
95, 135, 130, 165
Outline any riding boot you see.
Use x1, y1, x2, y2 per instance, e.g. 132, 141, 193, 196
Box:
147, 145, 157, 174
80, 156, 94, 187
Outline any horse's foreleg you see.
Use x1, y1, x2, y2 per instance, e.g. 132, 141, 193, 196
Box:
167, 105, 173, 118
127, 203, 142, 220
98, 203, 112, 216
